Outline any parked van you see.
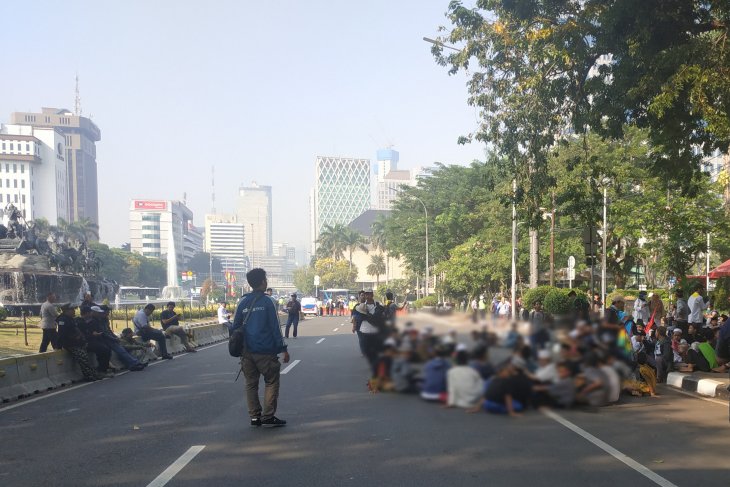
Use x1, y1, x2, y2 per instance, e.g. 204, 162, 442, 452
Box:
301, 297, 319, 315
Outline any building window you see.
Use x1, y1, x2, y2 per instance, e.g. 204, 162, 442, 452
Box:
9, 143, 13, 151
13, 180, 17, 189
20, 165, 24, 174
5, 180, 9, 188
14, 195, 17, 203
21, 180, 25, 189
25, 144, 29, 152
13, 164, 16, 173
21, 195, 25, 204
1, 143, 4, 150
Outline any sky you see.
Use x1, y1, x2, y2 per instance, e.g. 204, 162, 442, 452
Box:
0, 0, 485, 263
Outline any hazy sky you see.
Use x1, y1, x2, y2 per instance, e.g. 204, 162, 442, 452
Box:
0, 0, 485, 261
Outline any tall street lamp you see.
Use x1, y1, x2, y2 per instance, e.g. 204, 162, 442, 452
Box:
600, 177, 610, 317
395, 188, 429, 296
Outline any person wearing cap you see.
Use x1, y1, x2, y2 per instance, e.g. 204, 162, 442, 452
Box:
284, 293, 301, 339
533, 349, 558, 383
160, 302, 196, 353
91, 306, 146, 371
133, 303, 173, 360
77, 306, 114, 376
687, 284, 708, 331
39, 292, 60, 352
57, 303, 100, 381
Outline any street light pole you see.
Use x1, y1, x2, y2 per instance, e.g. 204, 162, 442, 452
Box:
602, 185, 608, 316
549, 192, 555, 286
511, 179, 517, 321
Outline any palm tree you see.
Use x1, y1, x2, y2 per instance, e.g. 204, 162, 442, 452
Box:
371, 216, 389, 283
343, 228, 368, 271
317, 224, 348, 261
70, 217, 99, 242
366, 254, 386, 287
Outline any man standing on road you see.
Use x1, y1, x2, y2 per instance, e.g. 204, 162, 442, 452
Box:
232, 268, 290, 428
133, 304, 173, 360
160, 302, 197, 353
39, 292, 60, 352
688, 284, 708, 332
284, 293, 301, 339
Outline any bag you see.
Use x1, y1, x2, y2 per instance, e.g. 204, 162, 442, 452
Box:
228, 295, 262, 358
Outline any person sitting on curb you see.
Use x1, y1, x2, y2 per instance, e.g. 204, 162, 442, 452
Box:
160, 302, 197, 353
132, 304, 173, 360
56, 303, 101, 382
77, 306, 114, 377
91, 305, 146, 371
119, 328, 157, 364
468, 363, 525, 417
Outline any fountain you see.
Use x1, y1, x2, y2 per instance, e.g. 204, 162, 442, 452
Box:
0, 204, 117, 314
160, 220, 182, 300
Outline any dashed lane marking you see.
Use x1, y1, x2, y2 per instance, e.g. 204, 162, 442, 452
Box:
543, 409, 678, 487
332, 328, 339, 332
146, 445, 205, 487
281, 359, 301, 375
316, 338, 325, 344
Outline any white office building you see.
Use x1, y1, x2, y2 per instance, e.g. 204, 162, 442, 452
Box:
129, 199, 198, 271
375, 149, 422, 210
310, 155, 371, 255
0, 124, 70, 223
204, 214, 247, 275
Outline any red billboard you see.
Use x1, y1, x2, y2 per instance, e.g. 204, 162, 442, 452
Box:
133, 200, 167, 211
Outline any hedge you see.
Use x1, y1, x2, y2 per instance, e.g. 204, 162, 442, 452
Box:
414, 295, 438, 308
523, 286, 554, 310
543, 288, 588, 315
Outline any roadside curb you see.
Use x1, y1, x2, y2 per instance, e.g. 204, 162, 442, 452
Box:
666, 371, 729, 401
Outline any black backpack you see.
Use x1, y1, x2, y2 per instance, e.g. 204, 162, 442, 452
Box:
228, 295, 262, 358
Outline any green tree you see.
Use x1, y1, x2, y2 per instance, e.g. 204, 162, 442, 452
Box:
316, 224, 348, 261
366, 254, 386, 286
186, 251, 222, 277
293, 266, 316, 295
314, 258, 358, 289
343, 228, 368, 271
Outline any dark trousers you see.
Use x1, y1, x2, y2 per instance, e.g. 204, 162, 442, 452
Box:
86, 340, 111, 371
285, 314, 299, 338
360, 332, 382, 377
39, 329, 59, 352
139, 327, 169, 356
66, 347, 97, 380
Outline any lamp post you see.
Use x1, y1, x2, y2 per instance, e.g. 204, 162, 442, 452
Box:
394, 188, 429, 296
601, 177, 610, 316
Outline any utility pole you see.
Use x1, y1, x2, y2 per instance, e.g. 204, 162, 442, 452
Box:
529, 228, 539, 288
511, 179, 517, 320
549, 192, 555, 287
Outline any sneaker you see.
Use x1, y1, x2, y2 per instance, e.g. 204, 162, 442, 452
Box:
186, 348, 198, 353
261, 416, 287, 427
250, 417, 262, 427
130, 364, 145, 371
162, 354, 174, 360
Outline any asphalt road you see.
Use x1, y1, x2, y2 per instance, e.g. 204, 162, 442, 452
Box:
1, 314, 728, 487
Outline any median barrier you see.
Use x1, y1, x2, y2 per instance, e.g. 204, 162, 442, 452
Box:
0, 357, 25, 403
191, 326, 212, 346
166, 334, 186, 355
46, 351, 82, 387
16, 354, 55, 396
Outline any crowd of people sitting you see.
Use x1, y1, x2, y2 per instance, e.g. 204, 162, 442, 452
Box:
355, 285, 730, 417
37, 292, 197, 382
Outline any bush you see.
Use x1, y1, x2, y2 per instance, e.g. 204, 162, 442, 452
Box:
0, 306, 8, 321
414, 295, 438, 308
543, 288, 588, 316
523, 285, 554, 310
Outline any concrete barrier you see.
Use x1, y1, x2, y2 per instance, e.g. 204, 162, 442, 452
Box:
0, 357, 25, 403
46, 351, 82, 387
16, 354, 55, 396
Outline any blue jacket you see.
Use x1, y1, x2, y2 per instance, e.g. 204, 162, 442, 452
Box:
232, 291, 287, 355
421, 357, 450, 395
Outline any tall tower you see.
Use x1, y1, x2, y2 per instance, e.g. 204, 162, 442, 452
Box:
311, 156, 371, 254
236, 182, 273, 262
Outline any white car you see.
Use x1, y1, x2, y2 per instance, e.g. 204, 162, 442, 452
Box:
300, 297, 318, 315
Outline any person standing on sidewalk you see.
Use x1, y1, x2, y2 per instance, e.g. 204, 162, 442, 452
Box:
687, 284, 708, 332
284, 293, 301, 339
233, 268, 290, 427
39, 292, 60, 352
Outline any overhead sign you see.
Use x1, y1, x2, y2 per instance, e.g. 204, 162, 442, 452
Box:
133, 200, 167, 211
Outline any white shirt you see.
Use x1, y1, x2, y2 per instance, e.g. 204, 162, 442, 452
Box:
356, 303, 378, 334
497, 302, 511, 316
132, 309, 150, 332
535, 363, 558, 383
601, 365, 621, 403
631, 335, 645, 353
40, 301, 58, 329
447, 366, 484, 408
218, 306, 230, 324
687, 293, 707, 323
633, 298, 650, 323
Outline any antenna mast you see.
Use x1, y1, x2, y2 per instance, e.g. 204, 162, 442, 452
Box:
74, 74, 82, 116
211, 165, 216, 214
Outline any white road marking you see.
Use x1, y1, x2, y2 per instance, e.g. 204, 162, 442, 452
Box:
333, 328, 339, 332
281, 359, 301, 375
316, 338, 326, 344
146, 445, 205, 487
543, 409, 678, 487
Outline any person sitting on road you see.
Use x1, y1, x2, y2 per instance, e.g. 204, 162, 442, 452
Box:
119, 328, 157, 364
504, 322, 522, 349
419, 345, 451, 402
468, 363, 524, 417
160, 302, 196, 353
531, 362, 576, 409
132, 304, 173, 360
575, 353, 608, 407
391, 345, 419, 393
446, 349, 484, 409
92, 305, 146, 371
56, 303, 100, 381
369, 339, 398, 393
470, 346, 495, 381
77, 305, 114, 376
533, 349, 558, 384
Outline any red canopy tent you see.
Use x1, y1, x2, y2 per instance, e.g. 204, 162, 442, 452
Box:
708, 259, 730, 279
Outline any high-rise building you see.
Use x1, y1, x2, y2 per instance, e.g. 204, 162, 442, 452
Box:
129, 199, 198, 272
260, 241, 296, 292
310, 155, 371, 254
236, 182, 272, 261
204, 214, 247, 276
10, 108, 101, 228
0, 124, 70, 223
375, 149, 421, 210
